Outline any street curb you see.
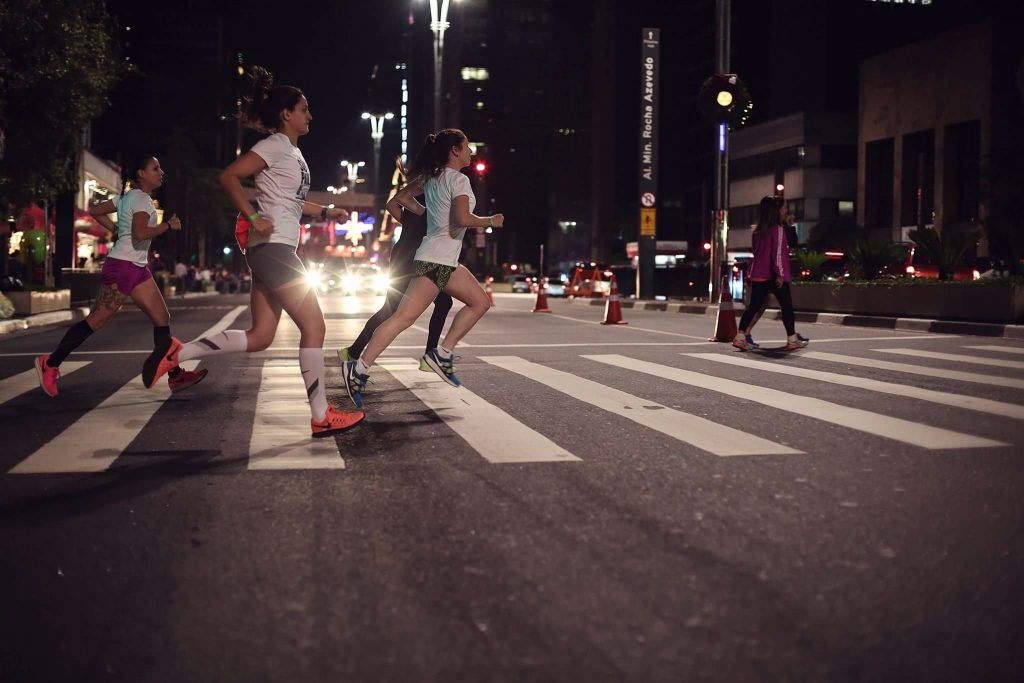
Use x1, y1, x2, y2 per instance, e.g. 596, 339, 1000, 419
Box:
569, 298, 1024, 339
0, 307, 89, 336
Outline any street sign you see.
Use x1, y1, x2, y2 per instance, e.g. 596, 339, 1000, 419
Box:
641, 192, 656, 207
640, 208, 656, 236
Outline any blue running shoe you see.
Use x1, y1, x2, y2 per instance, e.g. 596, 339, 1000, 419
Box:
423, 349, 461, 387
341, 360, 368, 408
746, 334, 760, 349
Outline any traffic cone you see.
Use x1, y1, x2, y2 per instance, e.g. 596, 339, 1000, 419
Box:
600, 275, 628, 325
484, 276, 495, 308
710, 276, 738, 342
533, 277, 552, 313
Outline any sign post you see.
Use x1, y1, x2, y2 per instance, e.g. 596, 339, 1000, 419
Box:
638, 28, 659, 300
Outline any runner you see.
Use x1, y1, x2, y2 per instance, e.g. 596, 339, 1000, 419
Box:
145, 66, 364, 437
34, 155, 207, 397
733, 195, 809, 351
341, 129, 503, 408
337, 160, 453, 372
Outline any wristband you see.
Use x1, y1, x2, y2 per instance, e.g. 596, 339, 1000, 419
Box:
487, 216, 493, 228
247, 212, 260, 222
321, 206, 329, 221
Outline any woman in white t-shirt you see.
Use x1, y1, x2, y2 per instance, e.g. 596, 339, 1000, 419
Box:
153, 66, 364, 438
34, 155, 207, 397
341, 129, 504, 408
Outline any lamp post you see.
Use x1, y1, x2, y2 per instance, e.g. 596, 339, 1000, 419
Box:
340, 159, 366, 190
362, 112, 394, 242
423, 0, 459, 130
710, 0, 731, 303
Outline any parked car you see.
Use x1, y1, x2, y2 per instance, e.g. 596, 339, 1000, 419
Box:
510, 273, 539, 293
880, 243, 980, 281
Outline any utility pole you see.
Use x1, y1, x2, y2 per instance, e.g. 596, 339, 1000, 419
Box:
710, 0, 731, 303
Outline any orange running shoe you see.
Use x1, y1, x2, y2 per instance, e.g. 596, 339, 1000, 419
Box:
311, 405, 366, 438
35, 355, 60, 397
143, 337, 183, 389
168, 367, 208, 394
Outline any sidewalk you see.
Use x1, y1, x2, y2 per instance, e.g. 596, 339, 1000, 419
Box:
0, 291, 223, 337
571, 298, 1024, 340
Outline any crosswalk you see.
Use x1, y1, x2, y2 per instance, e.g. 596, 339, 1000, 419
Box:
1, 338, 1021, 474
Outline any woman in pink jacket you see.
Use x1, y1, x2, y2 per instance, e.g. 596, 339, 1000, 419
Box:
733, 195, 808, 351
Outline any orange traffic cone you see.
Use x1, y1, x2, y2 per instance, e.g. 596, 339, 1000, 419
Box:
710, 276, 738, 342
484, 276, 495, 308
600, 275, 628, 325
533, 277, 552, 313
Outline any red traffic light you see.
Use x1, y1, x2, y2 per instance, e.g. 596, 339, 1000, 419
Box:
474, 161, 487, 174
703, 242, 712, 251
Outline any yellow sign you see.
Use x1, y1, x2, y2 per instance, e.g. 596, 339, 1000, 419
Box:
640, 208, 656, 236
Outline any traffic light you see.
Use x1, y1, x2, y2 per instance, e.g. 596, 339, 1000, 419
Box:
698, 73, 752, 127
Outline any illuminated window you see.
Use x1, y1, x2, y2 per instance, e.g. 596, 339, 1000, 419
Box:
461, 67, 490, 81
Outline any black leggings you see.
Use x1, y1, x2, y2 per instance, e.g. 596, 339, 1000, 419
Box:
738, 280, 795, 336
347, 267, 453, 359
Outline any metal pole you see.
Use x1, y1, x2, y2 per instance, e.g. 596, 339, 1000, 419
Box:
709, 0, 731, 303
433, 32, 443, 130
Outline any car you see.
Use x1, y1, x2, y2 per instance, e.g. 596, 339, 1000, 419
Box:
310, 259, 389, 295
882, 243, 980, 281
510, 273, 538, 293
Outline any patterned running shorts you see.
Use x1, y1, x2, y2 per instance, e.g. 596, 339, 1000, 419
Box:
412, 260, 456, 291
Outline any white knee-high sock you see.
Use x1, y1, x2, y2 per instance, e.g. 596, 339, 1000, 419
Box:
178, 330, 249, 361
299, 348, 329, 421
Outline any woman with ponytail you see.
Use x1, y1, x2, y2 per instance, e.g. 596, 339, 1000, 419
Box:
147, 66, 364, 437
341, 129, 503, 408
34, 155, 207, 397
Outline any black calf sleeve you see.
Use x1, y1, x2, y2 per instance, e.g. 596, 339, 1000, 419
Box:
48, 320, 95, 368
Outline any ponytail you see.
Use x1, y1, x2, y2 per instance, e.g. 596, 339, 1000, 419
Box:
240, 66, 304, 133
408, 129, 467, 180
121, 154, 156, 194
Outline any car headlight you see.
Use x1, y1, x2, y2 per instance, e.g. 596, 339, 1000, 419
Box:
305, 271, 324, 289
374, 275, 389, 292
342, 274, 359, 292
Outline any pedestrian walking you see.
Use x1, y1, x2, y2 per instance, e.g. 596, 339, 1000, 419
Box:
145, 66, 364, 437
34, 155, 208, 397
733, 195, 808, 351
341, 129, 503, 408
337, 160, 453, 373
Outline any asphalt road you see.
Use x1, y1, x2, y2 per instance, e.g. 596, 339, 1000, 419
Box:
1, 292, 1022, 682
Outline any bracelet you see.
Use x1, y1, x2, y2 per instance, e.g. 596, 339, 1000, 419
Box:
247, 212, 259, 222
321, 206, 328, 221
487, 216, 493, 228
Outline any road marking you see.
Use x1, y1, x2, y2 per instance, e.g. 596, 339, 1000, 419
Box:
0, 362, 90, 406
876, 348, 1024, 370
378, 358, 579, 463
479, 356, 799, 457
964, 345, 1024, 356
546, 313, 708, 339
803, 351, 1024, 390
686, 353, 1024, 421
9, 361, 202, 474
585, 354, 1005, 450
200, 305, 248, 337
247, 360, 345, 470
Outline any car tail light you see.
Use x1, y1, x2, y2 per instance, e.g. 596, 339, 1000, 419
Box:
972, 269, 980, 280
905, 265, 915, 275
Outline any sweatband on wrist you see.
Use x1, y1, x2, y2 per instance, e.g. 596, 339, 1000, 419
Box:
247, 212, 260, 222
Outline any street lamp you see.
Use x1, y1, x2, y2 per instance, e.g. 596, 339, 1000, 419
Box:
362, 112, 394, 241
340, 159, 366, 190
421, 0, 461, 130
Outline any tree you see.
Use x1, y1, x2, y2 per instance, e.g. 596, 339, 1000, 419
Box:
0, 0, 125, 209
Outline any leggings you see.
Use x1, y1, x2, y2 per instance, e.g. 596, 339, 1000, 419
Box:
738, 280, 795, 336
348, 272, 453, 358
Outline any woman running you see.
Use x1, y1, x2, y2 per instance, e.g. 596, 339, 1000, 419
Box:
341, 129, 503, 408
733, 195, 809, 351
337, 161, 453, 372
146, 66, 364, 437
35, 155, 207, 396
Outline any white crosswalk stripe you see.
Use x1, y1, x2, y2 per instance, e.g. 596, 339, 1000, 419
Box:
802, 351, 1024, 389
248, 360, 345, 470
378, 358, 579, 463
963, 345, 1024, 356
9, 360, 202, 473
876, 348, 1024, 370
685, 352, 1024, 421
584, 354, 1006, 450
0, 362, 89, 406
479, 356, 800, 457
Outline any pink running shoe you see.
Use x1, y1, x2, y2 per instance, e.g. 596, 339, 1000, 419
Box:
35, 355, 60, 397
168, 367, 208, 394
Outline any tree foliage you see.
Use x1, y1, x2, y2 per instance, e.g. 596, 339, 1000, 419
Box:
909, 227, 980, 281
0, 0, 126, 208
848, 238, 902, 280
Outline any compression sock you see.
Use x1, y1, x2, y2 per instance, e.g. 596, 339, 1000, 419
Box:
47, 319, 95, 368
299, 348, 329, 421
178, 330, 249, 361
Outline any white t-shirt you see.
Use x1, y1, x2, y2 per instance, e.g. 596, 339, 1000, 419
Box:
107, 189, 156, 267
249, 132, 311, 249
415, 168, 476, 267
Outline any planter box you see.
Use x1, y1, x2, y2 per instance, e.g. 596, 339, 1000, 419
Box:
7, 289, 71, 316
790, 282, 1024, 324
60, 268, 102, 305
